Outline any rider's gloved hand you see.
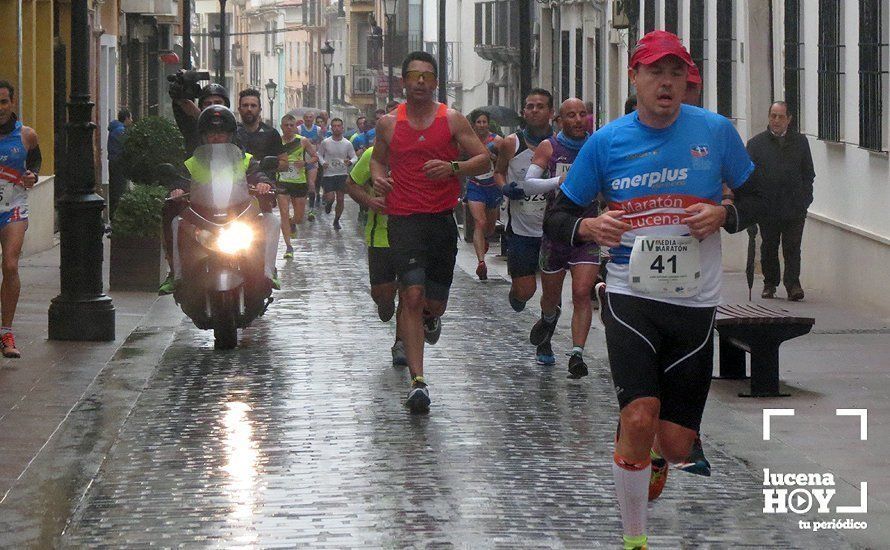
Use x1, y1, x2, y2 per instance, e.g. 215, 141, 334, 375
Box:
168, 78, 186, 100
502, 181, 525, 200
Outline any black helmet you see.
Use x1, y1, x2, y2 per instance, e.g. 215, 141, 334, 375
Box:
197, 105, 237, 136
198, 83, 230, 108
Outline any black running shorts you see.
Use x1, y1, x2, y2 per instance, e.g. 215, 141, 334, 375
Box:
505, 229, 541, 279
386, 211, 458, 302
277, 181, 308, 197
367, 246, 397, 286
601, 292, 716, 432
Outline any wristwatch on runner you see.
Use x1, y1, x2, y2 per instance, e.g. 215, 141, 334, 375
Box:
450, 161, 460, 174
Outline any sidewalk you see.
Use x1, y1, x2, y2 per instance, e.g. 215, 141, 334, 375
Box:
457, 236, 889, 549
0, 242, 183, 544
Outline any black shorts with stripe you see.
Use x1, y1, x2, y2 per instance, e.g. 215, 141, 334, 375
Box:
601, 291, 716, 432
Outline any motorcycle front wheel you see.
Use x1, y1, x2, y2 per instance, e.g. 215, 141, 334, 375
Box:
211, 290, 238, 350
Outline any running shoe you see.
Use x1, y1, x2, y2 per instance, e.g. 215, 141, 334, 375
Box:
423, 316, 442, 345
405, 377, 430, 413
476, 260, 488, 280
271, 276, 282, 290
325, 200, 333, 214
529, 306, 561, 346
535, 341, 555, 365
508, 290, 526, 312
378, 299, 396, 322
622, 534, 648, 550
567, 351, 588, 379
283, 248, 294, 260
648, 449, 669, 501
391, 340, 408, 367
333, 220, 342, 231
676, 436, 712, 477
1, 332, 21, 358
307, 210, 317, 222
158, 273, 176, 296
762, 285, 776, 299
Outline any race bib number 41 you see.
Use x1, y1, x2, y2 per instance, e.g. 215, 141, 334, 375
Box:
628, 235, 701, 298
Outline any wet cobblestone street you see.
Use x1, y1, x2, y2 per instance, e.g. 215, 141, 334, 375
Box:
60, 210, 847, 548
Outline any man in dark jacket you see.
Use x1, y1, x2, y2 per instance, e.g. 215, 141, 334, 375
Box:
746, 101, 815, 301
107, 108, 132, 219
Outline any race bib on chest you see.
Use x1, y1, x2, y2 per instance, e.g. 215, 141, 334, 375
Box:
329, 158, 345, 168
554, 162, 572, 178
628, 235, 701, 298
280, 163, 299, 180
0, 180, 14, 205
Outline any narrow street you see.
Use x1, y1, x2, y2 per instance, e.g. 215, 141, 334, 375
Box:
58, 206, 842, 548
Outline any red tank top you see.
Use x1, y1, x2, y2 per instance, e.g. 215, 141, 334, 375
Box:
387, 102, 460, 216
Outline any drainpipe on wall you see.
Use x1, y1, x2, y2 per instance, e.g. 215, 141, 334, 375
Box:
17, 0, 23, 104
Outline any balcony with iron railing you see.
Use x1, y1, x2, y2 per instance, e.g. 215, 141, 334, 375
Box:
366, 31, 424, 71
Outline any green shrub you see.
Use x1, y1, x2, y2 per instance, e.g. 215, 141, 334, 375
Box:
121, 116, 185, 185
111, 184, 168, 238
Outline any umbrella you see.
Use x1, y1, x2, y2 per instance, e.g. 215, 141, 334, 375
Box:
477, 105, 522, 127
745, 224, 759, 301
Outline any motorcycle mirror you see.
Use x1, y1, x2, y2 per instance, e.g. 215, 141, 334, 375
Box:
156, 163, 180, 180
260, 156, 279, 172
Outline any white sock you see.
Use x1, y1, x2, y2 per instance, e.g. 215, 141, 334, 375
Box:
612, 455, 650, 538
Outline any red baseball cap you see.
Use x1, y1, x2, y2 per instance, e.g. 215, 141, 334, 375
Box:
687, 64, 702, 85
629, 30, 695, 69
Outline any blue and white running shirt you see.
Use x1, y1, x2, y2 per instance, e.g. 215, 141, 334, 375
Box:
560, 104, 754, 307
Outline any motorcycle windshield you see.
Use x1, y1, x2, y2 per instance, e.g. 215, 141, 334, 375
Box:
189, 143, 252, 212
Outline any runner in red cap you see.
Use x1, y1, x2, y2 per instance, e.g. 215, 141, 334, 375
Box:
544, 30, 766, 549
685, 64, 703, 106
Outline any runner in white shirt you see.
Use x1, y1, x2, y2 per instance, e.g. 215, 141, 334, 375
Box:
316, 118, 357, 230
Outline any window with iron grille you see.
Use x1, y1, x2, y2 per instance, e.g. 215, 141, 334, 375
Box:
484, 3, 493, 45
784, 0, 803, 127
689, 0, 707, 95
665, 0, 679, 34
859, 0, 886, 150
595, 31, 603, 127
475, 3, 482, 45
818, 0, 843, 142
716, 0, 734, 117
561, 30, 570, 102
250, 53, 261, 87
644, 0, 656, 33
575, 29, 584, 99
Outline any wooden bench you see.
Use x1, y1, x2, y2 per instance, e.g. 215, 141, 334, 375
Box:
713, 304, 815, 397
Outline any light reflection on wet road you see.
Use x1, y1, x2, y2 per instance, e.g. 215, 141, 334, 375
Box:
61, 211, 844, 548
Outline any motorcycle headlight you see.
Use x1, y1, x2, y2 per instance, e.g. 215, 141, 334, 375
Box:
216, 222, 254, 255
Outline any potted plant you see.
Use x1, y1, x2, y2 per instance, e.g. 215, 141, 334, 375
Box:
120, 116, 186, 186
109, 184, 168, 291
110, 116, 184, 291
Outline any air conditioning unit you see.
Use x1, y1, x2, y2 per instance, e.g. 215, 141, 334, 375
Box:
353, 74, 375, 95
612, 0, 631, 30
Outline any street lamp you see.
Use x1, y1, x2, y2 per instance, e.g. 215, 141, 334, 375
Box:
265, 78, 278, 125
383, 0, 398, 102
321, 41, 335, 119
48, 0, 115, 341
211, 24, 222, 82
217, 0, 228, 84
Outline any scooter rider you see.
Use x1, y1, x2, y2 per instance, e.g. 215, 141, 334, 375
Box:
162, 105, 279, 291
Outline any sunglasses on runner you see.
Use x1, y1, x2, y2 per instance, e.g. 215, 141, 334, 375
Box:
404, 70, 436, 83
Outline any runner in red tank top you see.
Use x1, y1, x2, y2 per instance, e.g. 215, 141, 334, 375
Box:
370, 51, 490, 414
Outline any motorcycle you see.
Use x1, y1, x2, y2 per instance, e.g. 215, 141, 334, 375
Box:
161, 143, 279, 350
